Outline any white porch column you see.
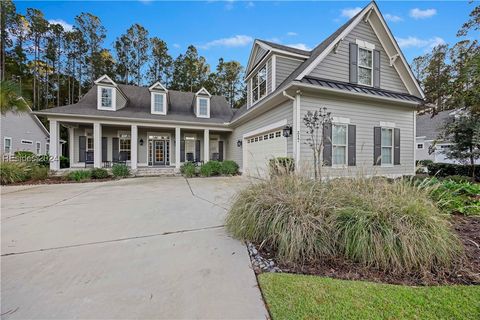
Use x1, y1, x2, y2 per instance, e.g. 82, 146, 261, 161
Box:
131, 125, 138, 170
93, 122, 102, 168
49, 120, 60, 170
175, 127, 181, 169
204, 129, 210, 162
68, 127, 75, 168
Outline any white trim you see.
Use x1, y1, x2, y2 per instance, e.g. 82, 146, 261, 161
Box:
243, 119, 287, 139
380, 126, 394, 167
151, 92, 167, 115
331, 123, 349, 167
249, 63, 268, 108
35, 141, 41, 155
195, 87, 212, 97
380, 121, 395, 127
146, 132, 172, 166
94, 74, 116, 86
357, 45, 373, 87
97, 86, 116, 111
332, 116, 351, 124
295, 92, 301, 166
356, 39, 375, 50
45, 142, 50, 155
271, 55, 277, 91
148, 81, 168, 92
196, 96, 210, 118
3, 137, 12, 154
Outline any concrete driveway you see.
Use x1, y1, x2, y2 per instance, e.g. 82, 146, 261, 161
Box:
1, 177, 267, 319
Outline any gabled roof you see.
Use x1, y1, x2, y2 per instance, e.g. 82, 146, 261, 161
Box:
34, 84, 233, 125
196, 87, 212, 97
416, 109, 457, 140
256, 39, 311, 57
149, 81, 168, 92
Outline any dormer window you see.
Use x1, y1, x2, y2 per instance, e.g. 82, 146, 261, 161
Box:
101, 87, 113, 108
149, 82, 168, 115
195, 87, 211, 118
251, 65, 267, 105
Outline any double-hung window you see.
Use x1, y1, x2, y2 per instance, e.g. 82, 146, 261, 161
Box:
119, 135, 131, 161
152, 93, 166, 114
251, 65, 267, 104
36, 142, 41, 155
101, 87, 113, 108
381, 128, 393, 165
358, 47, 373, 86
198, 98, 209, 117
332, 124, 348, 165
3, 137, 12, 154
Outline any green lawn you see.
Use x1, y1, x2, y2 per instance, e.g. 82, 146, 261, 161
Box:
258, 273, 480, 320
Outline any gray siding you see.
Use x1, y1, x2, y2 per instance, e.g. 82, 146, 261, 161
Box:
299, 93, 415, 177
116, 89, 127, 110
276, 55, 303, 88
308, 21, 409, 94
0, 111, 49, 155
228, 101, 293, 170
252, 46, 267, 67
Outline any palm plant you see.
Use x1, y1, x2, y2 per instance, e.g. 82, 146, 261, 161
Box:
0, 80, 30, 114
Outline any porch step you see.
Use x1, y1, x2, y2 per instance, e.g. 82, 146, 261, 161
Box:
133, 167, 179, 177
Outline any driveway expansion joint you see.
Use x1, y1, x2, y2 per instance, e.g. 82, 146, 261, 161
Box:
184, 177, 229, 211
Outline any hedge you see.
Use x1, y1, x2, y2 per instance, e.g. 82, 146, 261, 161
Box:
426, 162, 479, 181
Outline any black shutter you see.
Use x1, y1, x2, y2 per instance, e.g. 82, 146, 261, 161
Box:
195, 140, 200, 162
394, 128, 400, 165
349, 43, 358, 84
348, 125, 356, 166
102, 137, 108, 162
374, 127, 382, 165
79, 136, 86, 162
219, 141, 224, 161
373, 50, 381, 88
180, 140, 185, 162
112, 137, 119, 161
323, 123, 332, 166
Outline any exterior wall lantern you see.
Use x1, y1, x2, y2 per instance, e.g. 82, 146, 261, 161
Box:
237, 140, 242, 147
283, 126, 292, 138
139, 138, 144, 146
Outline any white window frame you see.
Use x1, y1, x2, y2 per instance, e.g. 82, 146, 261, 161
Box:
21, 139, 33, 145
196, 97, 210, 118
358, 45, 373, 87
250, 64, 267, 106
151, 92, 167, 115
97, 86, 116, 111
3, 137, 12, 154
332, 123, 349, 167
118, 131, 132, 161
36, 141, 41, 155
381, 127, 394, 166
46, 143, 50, 155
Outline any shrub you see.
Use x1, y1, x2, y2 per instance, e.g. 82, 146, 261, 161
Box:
90, 168, 109, 179
427, 162, 479, 181
60, 156, 70, 169
181, 162, 196, 178
112, 164, 130, 178
0, 162, 29, 184
28, 165, 49, 181
226, 175, 463, 275
220, 160, 239, 175
269, 157, 295, 177
199, 160, 222, 177
426, 178, 480, 216
14, 151, 35, 160
67, 170, 91, 182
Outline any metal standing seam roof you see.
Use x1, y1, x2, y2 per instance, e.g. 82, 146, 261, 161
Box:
299, 77, 424, 103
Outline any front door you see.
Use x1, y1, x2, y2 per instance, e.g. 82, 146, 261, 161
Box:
153, 140, 165, 165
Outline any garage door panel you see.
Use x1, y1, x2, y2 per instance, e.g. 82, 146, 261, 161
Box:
245, 129, 287, 177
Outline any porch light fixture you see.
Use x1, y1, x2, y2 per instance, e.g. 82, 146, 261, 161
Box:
139, 138, 144, 146
283, 126, 292, 138
237, 140, 242, 147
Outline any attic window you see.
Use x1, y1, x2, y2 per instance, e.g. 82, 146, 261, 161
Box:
151, 92, 167, 115
197, 97, 209, 117
101, 87, 113, 108
251, 65, 267, 104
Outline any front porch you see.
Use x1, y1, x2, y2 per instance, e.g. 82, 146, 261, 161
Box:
48, 120, 231, 172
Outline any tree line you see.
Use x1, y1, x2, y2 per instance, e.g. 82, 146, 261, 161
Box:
0, 0, 246, 110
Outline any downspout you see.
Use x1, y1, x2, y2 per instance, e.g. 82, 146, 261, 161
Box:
283, 91, 299, 170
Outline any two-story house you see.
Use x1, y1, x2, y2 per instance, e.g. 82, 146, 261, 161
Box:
35, 1, 424, 177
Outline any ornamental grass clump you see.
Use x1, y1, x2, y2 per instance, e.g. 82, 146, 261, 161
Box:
226, 174, 463, 275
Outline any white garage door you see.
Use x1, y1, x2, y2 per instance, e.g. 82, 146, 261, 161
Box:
245, 129, 287, 177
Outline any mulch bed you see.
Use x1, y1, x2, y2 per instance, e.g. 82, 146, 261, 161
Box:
2, 177, 115, 186
253, 216, 480, 286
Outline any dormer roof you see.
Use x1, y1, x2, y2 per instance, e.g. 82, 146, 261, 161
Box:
149, 81, 168, 92
195, 87, 212, 97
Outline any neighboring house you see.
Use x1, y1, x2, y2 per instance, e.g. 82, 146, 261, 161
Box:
1, 108, 50, 157
34, 1, 424, 178
416, 109, 480, 165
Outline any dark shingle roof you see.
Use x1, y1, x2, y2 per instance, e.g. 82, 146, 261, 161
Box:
256, 39, 311, 56
300, 76, 423, 103
36, 84, 233, 124
416, 109, 455, 140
